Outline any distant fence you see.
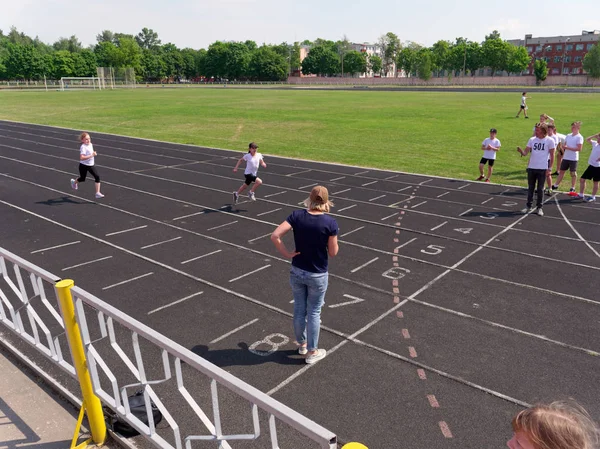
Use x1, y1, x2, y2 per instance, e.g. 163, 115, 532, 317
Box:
0, 247, 338, 449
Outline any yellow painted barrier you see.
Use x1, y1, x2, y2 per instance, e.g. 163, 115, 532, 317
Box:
55, 279, 106, 446
342, 443, 368, 449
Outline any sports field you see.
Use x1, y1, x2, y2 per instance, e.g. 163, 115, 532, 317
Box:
1, 87, 599, 189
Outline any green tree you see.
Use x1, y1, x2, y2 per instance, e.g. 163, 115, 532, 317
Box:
161, 43, 184, 79
336, 35, 352, 76
301, 45, 339, 76
180, 48, 198, 79
96, 30, 115, 44
465, 41, 483, 75
53, 35, 82, 53
343, 50, 367, 77
94, 41, 122, 67
583, 44, 600, 80
369, 54, 382, 75
244, 40, 257, 52
482, 34, 511, 75
140, 48, 167, 81
397, 42, 422, 77
135, 28, 161, 50
248, 46, 287, 81
534, 59, 548, 85
416, 48, 433, 80
224, 42, 251, 79
204, 41, 228, 79
49, 50, 75, 78
116, 36, 142, 70
4, 43, 46, 79
7, 27, 33, 45
506, 45, 531, 75
378, 32, 401, 76
195, 48, 207, 78
72, 49, 97, 76
431, 40, 451, 74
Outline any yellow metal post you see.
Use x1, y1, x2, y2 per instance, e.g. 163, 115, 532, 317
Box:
342, 444, 368, 449
56, 279, 106, 446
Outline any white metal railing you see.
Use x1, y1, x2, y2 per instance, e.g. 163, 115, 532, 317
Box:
0, 247, 337, 448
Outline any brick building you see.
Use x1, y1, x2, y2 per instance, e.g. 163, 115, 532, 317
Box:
508, 30, 600, 76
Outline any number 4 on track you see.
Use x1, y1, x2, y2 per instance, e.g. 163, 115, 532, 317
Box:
454, 228, 473, 234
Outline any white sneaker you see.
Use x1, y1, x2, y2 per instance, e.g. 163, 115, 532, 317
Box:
70, 179, 78, 190
95, 192, 105, 199
233, 191, 239, 204
298, 346, 308, 355
520, 207, 532, 214
535, 207, 544, 216
305, 348, 326, 364
248, 191, 256, 201
585, 197, 596, 202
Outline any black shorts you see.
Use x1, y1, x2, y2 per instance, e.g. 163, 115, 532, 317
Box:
480, 157, 495, 167
520, 105, 526, 109
580, 165, 600, 182
244, 174, 258, 185
560, 160, 578, 172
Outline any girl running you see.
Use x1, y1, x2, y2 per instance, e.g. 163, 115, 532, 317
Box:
232, 142, 266, 204
70, 132, 104, 199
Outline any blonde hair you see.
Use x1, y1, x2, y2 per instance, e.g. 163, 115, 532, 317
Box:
535, 123, 548, 137
79, 132, 90, 141
512, 401, 599, 449
303, 197, 334, 213
572, 121, 582, 128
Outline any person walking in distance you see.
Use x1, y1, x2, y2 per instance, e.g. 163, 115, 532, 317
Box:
516, 92, 529, 118
517, 123, 555, 216
271, 186, 339, 364
70, 132, 104, 199
232, 142, 266, 204
552, 121, 584, 196
476, 128, 501, 183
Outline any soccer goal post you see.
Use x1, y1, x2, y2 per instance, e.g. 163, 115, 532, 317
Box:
59, 77, 101, 91
96, 67, 136, 89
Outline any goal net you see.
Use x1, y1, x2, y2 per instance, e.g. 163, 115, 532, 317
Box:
59, 77, 101, 91
96, 67, 136, 89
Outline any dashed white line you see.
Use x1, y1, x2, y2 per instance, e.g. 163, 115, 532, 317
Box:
419, 179, 432, 185
330, 176, 346, 182
147, 291, 204, 315
396, 237, 417, 249
263, 191, 288, 198
248, 232, 273, 243
286, 169, 312, 177
354, 170, 370, 175
362, 180, 378, 186
341, 226, 365, 237
329, 294, 366, 308
228, 264, 271, 282
459, 208, 473, 217
369, 194, 387, 202
102, 272, 154, 290
411, 201, 427, 209
298, 183, 317, 190
457, 184, 471, 190
62, 256, 113, 271
385, 174, 399, 180
397, 186, 412, 192
338, 204, 357, 212
256, 208, 282, 217
430, 221, 448, 231
350, 257, 379, 273
332, 188, 351, 195
207, 221, 238, 231
381, 212, 398, 221
210, 318, 260, 344
172, 211, 205, 221
105, 225, 148, 236
437, 192, 449, 198
481, 198, 493, 205
31, 240, 80, 254
181, 249, 222, 264
388, 197, 414, 207
141, 236, 182, 249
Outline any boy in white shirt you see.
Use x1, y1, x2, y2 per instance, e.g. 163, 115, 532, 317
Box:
552, 122, 584, 196
544, 123, 560, 195
516, 92, 529, 119
517, 123, 555, 216
232, 142, 267, 204
477, 128, 501, 183
576, 131, 600, 202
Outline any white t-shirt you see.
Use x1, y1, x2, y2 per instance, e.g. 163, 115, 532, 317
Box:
526, 136, 556, 170
243, 152, 263, 176
80, 143, 95, 166
588, 141, 600, 168
563, 133, 584, 161
481, 137, 501, 160
521, 96, 526, 107
548, 134, 560, 160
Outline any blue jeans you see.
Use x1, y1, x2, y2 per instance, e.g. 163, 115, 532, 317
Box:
289, 265, 328, 352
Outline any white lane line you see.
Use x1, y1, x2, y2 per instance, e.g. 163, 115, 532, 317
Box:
287, 169, 312, 177
419, 179, 432, 185
381, 212, 398, 221
31, 240, 80, 254
362, 180, 378, 186
248, 232, 273, 243
228, 264, 271, 283
459, 208, 473, 217
173, 211, 205, 221
210, 318, 260, 344
338, 204, 357, 212
481, 198, 493, 205
106, 225, 148, 236
437, 192, 449, 198
554, 197, 600, 259
385, 174, 399, 180
329, 294, 366, 308
330, 176, 346, 182
430, 221, 448, 231
354, 170, 370, 175
256, 208, 282, 217
457, 184, 471, 190
62, 256, 112, 271
298, 183, 317, 190
332, 188, 351, 195
181, 249, 222, 264
147, 291, 204, 315
263, 191, 287, 198
388, 197, 414, 207
411, 201, 427, 209
396, 237, 417, 249
350, 257, 379, 273
369, 194, 386, 202
141, 236, 182, 250
341, 226, 364, 237
397, 186, 412, 192
102, 272, 153, 290
207, 221, 238, 231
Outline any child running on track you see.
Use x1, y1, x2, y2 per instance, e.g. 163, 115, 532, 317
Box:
70, 132, 104, 199
232, 142, 266, 204
477, 128, 500, 183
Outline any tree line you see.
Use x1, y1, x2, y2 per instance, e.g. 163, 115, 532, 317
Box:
1, 27, 599, 82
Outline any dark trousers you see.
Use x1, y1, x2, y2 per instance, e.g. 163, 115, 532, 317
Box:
77, 164, 100, 183
527, 169, 546, 208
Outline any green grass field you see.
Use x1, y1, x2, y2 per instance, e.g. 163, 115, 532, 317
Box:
1, 87, 599, 189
